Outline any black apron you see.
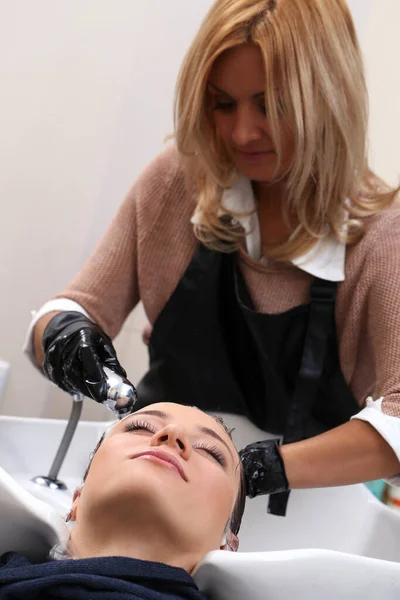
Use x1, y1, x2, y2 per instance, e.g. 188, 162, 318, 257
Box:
136, 244, 359, 515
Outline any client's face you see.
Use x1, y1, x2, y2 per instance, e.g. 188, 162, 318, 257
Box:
73, 403, 241, 557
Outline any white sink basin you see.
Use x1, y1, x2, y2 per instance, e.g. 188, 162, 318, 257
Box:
0, 414, 110, 515
0, 411, 399, 562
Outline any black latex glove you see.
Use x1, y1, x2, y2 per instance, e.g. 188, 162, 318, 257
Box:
239, 439, 289, 498
42, 311, 136, 414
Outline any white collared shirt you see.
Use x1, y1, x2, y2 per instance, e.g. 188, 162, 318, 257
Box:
191, 174, 346, 282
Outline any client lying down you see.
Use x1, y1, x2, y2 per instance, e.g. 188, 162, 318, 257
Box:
0, 402, 246, 599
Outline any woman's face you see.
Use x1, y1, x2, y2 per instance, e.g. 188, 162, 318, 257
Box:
73, 403, 241, 554
208, 43, 294, 183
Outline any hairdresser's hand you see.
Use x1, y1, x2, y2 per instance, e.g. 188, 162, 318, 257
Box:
239, 439, 289, 498
42, 311, 136, 414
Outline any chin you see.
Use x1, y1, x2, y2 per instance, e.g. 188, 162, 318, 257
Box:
232, 158, 277, 182
237, 166, 277, 182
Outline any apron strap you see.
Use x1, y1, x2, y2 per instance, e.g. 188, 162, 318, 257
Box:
268, 277, 338, 516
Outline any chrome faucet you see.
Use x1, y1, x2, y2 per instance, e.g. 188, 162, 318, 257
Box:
32, 368, 136, 491
31, 393, 83, 491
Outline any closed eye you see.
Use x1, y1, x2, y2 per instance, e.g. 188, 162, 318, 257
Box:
213, 100, 267, 117
213, 101, 235, 112
124, 420, 227, 467
194, 442, 226, 467
124, 420, 156, 434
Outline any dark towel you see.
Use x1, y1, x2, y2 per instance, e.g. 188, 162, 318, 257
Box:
0, 552, 208, 599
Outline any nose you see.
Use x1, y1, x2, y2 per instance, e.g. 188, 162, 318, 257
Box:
150, 423, 192, 460
231, 104, 263, 147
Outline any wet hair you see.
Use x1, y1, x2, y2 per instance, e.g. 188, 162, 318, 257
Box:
81, 413, 246, 537
211, 415, 246, 536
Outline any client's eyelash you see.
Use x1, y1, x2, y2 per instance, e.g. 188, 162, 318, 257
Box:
124, 420, 157, 434
124, 420, 226, 467
194, 442, 226, 467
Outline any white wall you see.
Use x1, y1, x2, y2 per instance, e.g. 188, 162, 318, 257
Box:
0, 0, 214, 419
0, 0, 398, 420
362, 1, 400, 185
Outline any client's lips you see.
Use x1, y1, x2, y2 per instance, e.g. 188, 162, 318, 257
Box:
132, 450, 187, 481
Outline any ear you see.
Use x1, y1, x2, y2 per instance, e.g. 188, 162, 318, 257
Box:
68, 485, 83, 522
220, 530, 239, 552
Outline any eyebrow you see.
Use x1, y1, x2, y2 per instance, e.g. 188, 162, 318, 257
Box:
131, 409, 234, 461
207, 82, 265, 99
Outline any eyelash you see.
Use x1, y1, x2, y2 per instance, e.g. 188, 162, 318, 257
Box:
124, 420, 226, 467
213, 101, 267, 116
125, 420, 157, 434
213, 102, 235, 112
194, 442, 226, 467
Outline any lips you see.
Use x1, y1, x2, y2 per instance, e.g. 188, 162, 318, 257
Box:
132, 450, 187, 481
236, 149, 274, 156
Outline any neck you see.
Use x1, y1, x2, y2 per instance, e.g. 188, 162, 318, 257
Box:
69, 521, 201, 574
252, 181, 297, 246
252, 179, 286, 204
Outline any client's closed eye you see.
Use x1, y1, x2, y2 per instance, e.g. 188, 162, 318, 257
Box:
124, 420, 157, 434
124, 420, 227, 467
193, 443, 226, 467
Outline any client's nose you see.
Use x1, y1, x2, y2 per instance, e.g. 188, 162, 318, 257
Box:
151, 424, 191, 460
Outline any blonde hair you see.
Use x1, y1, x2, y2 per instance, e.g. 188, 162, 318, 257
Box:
173, 0, 399, 260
